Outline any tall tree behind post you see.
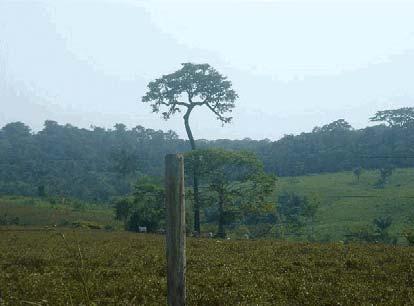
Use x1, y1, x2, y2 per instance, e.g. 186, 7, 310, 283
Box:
142, 63, 238, 233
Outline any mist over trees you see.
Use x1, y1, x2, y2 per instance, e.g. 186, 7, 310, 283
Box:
0, 107, 414, 201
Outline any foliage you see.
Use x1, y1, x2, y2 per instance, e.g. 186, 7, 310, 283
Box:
2, 230, 414, 305
344, 225, 378, 243
312, 119, 353, 133
373, 216, 394, 243
126, 207, 163, 233
345, 217, 395, 244
119, 176, 165, 233
403, 230, 414, 245
276, 191, 318, 237
0, 213, 19, 225
141, 63, 238, 125
2, 166, 414, 244
185, 148, 275, 237
133, 176, 164, 205
353, 167, 362, 183
373, 216, 392, 232
37, 185, 46, 197
114, 198, 133, 223
1, 112, 414, 201
206, 118, 414, 177
375, 165, 394, 188
370, 107, 414, 128
0, 121, 185, 201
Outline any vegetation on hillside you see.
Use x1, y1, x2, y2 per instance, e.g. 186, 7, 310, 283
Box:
1, 108, 413, 202
276, 168, 414, 243
2, 166, 413, 244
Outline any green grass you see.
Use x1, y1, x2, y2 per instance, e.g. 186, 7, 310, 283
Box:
1, 229, 414, 305
0, 195, 121, 229
276, 168, 414, 241
1, 168, 414, 242
1, 171, 414, 304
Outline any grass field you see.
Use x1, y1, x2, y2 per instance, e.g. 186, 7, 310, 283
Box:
1, 168, 414, 243
1, 169, 414, 304
0, 195, 120, 229
1, 229, 414, 305
276, 168, 414, 242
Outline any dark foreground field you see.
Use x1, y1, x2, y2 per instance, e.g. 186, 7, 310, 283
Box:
1, 229, 414, 305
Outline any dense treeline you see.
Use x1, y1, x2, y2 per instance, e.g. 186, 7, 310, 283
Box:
260, 122, 414, 176
204, 120, 414, 176
0, 120, 187, 201
1, 112, 414, 201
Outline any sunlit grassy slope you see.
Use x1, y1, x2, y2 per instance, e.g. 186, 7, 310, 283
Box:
1, 168, 413, 242
276, 168, 414, 241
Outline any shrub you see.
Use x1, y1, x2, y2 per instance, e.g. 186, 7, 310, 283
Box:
403, 230, 414, 245
345, 225, 377, 243
104, 224, 114, 231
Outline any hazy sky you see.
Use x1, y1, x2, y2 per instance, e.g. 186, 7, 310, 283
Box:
1, 0, 413, 140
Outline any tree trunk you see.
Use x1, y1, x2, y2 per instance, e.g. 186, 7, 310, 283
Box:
184, 112, 196, 151
184, 109, 201, 234
217, 190, 226, 238
192, 173, 200, 233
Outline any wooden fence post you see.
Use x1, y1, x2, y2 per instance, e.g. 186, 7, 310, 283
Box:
165, 154, 186, 306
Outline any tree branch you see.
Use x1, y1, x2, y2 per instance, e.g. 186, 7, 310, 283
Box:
160, 101, 190, 107
205, 102, 232, 123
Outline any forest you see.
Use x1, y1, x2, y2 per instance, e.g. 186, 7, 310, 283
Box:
1, 108, 413, 202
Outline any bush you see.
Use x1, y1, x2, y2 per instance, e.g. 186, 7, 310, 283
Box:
0, 214, 19, 226
345, 225, 377, 243
403, 230, 414, 245
126, 208, 162, 233
104, 224, 115, 231
374, 166, 394, 188
345, 222, 397, 244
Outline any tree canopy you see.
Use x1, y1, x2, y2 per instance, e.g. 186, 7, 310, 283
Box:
370, 107, 414, 128
142, 63, 238, 126
185, 148, 275, 237
1, 113, 414, 201
313, 119, 353, 133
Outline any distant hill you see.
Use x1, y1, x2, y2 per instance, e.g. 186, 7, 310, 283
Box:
1, 120, 414, 201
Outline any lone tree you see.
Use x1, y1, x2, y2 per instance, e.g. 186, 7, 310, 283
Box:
353, 167, 363, 183
142, 63, 238, 233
